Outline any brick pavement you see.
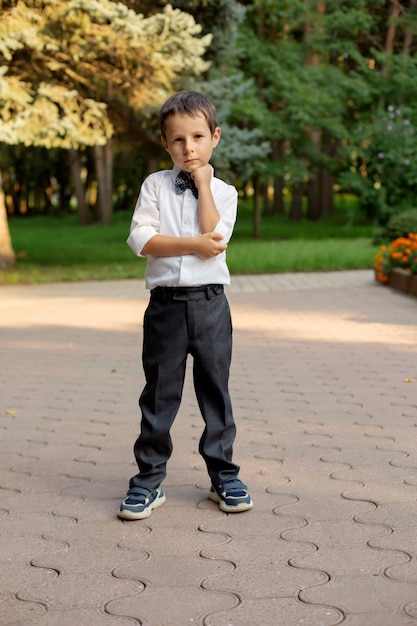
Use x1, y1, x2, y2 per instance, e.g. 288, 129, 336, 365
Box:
1, 270, 417, 626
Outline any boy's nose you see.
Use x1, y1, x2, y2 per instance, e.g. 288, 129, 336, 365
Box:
184, 140, 193, 153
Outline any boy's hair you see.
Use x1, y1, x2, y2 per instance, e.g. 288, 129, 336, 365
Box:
159, 90, 218, 139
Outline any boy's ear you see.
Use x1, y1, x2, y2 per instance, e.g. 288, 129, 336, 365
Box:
161, 135, 169, 151
212, 127, 221, 147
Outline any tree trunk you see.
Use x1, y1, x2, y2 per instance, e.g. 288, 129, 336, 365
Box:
69, 149, 92, 225
403, 0, 417, 55
0, 171, 16, 268
273, 175, 285, 215
382, 1, 401, 76
262, 180, 270, 215
272, 139, 285, 215
252, 176, 261, 238
94, 140, 113, 225
307, 128, 323, 220
385, 1, 400, 54
320, 168, 335, 215
289, 181, 304, 221
307, 167, 321, 221
305, 4, 326, 221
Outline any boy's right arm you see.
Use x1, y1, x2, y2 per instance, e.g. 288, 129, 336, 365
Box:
141, 232, 227, 259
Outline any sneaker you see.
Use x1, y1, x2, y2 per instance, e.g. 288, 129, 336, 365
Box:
209, 478, 253, 513
117, 486, 166, 520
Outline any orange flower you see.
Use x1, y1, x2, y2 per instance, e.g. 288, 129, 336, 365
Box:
376, 233, 417, 278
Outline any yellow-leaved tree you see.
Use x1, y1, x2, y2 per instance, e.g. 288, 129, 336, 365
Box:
0, 0, 211, 267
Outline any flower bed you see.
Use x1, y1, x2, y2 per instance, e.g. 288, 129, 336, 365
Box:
374, 233, 417, 296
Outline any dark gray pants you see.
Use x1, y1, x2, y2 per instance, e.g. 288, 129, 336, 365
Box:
129, 285, 240, 490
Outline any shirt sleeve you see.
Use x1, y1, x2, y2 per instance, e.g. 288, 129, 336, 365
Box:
212, 182, 238, 243
126, 174, 159, 257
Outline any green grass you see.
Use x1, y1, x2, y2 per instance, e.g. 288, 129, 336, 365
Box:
0, 200, 378, 285
227, 238, 376, 274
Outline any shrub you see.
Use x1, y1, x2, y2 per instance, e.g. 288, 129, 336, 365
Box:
373, 208, 417, 244
385, 209, 417, 241
344, 105, 417, 226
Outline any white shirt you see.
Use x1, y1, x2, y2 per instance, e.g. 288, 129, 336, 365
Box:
127, 165, 238, 290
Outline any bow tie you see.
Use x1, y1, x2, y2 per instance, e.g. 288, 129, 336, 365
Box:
175, 170, 198, 199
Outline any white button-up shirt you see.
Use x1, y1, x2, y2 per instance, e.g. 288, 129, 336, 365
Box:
127, 165, 238, 289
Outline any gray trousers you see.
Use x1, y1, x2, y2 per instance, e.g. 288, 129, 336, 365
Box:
129, 285, 240, 490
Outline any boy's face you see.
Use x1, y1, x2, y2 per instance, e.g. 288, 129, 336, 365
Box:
161, 112, 221, 174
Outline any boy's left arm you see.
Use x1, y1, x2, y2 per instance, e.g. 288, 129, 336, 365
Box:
191, 165, 237, 237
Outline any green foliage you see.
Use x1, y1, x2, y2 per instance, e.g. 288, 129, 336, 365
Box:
161, 2, 270, 184
172, 0, 245, 64
199, 74, 271, 182
383, 209, 417, 241
4, 0, 417, 234
0, 0, 212, 148
235, 197, 371, 240
231, 0, 376, 192
341, 105, 417, 224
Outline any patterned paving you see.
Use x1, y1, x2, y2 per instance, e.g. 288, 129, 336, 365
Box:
1, 270, 417, 625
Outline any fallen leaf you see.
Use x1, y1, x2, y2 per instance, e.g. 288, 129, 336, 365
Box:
404, 378, 416, 383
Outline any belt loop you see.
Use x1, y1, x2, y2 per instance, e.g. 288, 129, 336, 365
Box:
206, 285, 212, 300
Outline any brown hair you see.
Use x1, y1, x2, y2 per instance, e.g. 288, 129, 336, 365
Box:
159, 90, 218, 139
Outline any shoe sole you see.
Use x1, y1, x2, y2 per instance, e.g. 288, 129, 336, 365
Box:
209, 490, 253, 513
117, 493, 166, 520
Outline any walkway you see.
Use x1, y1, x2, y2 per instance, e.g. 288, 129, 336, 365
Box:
1, 270, 417, 626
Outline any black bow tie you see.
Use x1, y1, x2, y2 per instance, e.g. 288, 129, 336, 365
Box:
175, 170, 198, 199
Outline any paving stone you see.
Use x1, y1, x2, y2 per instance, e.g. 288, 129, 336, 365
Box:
2, 272, 417, 625
114, 554, 232, 588
18, 570, 140, 612
203, 597, 343, 626
301, 574, 417, 615
25, 608, 139, 626
341, 612, 417, 626
0, 593, 47, 625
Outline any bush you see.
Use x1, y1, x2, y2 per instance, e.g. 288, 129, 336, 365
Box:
345, 105, 417, 227
385, 209, 417, 240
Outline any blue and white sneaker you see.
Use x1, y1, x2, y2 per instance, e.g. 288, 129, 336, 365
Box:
209, 478, 253, 513
117, 486, 166, 520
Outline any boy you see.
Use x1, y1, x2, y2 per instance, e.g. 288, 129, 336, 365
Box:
118, 90, 253, 520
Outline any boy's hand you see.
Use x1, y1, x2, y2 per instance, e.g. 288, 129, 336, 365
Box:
190, 164, 212, 190
195, 232, 227, 258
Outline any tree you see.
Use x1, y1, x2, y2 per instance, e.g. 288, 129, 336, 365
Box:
0, 61, 111, 265
233, 1, 376, 222
4, 1, 211, 222
0, 0, 212, 265
338, 0, 417, 224
170, 0, 271, 239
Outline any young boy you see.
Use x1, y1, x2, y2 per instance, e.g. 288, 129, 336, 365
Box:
118, 90, 253, 520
